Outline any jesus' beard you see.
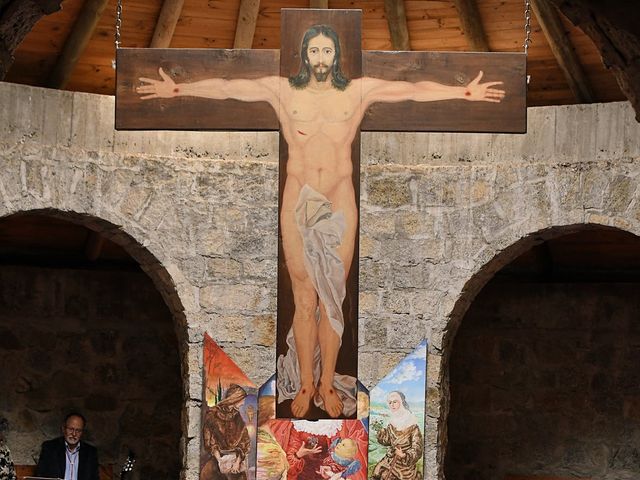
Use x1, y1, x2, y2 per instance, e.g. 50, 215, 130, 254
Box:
312, 64, 330, 82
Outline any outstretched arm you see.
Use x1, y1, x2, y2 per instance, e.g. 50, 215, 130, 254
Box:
137, 67, 280, 108
362, 71, 505, 108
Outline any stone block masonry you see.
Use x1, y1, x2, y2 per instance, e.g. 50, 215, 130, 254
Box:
1, 81, 639, 479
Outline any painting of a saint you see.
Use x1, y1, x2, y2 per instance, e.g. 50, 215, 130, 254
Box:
201, 334, 258, 480
202, 384, 252, 480
371, 391, 423, 480
368, 341, 427, 480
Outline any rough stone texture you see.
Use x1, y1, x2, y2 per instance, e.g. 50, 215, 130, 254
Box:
0, 266, 181, 478
1, 82, 640, 479
446, 282, 640, 480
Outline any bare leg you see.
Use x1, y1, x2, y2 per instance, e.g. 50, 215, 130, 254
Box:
318, 303, 343, 417
316, 178, 358, 417
290, 279, 318, 417
281, 177, 317, 418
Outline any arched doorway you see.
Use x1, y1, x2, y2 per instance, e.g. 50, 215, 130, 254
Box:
445, 225, 640, 480
0, 211, 184, 478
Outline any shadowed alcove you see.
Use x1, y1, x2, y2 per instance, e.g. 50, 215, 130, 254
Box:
445, 226, 640, 480
0, 212, 183, 478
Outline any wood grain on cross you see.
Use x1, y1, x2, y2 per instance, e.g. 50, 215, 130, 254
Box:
115, 9, 526, 420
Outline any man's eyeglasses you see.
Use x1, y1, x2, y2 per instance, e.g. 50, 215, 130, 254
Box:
64, 427, 83, 434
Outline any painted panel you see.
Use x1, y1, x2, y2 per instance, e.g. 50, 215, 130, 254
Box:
368, 340, 428, 480
201, 333, 258, 480
116, 48, 280, 130
362, 51, 526, 133
258, 375, 369, 480
275, 8, 362, 421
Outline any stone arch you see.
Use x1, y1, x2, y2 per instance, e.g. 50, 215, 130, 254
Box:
0, 206, 192, 475
435, 218, 640, 478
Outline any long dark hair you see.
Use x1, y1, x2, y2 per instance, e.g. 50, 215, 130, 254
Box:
289, 25, 350, 91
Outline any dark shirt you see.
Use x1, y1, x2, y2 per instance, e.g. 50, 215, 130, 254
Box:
36, 437, 99, 480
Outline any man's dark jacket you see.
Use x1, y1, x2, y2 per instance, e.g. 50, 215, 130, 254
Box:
35, 437, 99, 480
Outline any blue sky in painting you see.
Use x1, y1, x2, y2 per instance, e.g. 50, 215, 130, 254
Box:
370, 339, 427, 404
259, 374, 276, 397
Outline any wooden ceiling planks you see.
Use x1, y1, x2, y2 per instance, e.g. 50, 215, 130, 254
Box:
4, 0, 83, 86
233, 0, 261, 48
150, 0, 186, 48
530, 0, 594, 103
452, 0, 490, 51
2, 0, 624, 107
46, 0, 111, 89
383, 0, 411, 50
64, 0, 158, 92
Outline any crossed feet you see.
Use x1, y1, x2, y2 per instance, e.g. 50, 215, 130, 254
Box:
290, 381, 343, 418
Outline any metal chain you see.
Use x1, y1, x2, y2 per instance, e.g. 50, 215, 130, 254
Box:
523, 0, 532, 54
115, 0, 123, 49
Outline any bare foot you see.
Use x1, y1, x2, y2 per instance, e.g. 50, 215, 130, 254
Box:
318, 381, 343, 418
291, 385, 315, 418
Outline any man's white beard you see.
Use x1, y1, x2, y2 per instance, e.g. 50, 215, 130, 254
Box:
292, 419, 343, 437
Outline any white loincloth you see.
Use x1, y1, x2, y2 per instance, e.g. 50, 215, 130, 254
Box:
276, 183, 357, 416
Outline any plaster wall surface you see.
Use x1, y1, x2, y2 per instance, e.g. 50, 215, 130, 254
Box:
1, 81, 640, 479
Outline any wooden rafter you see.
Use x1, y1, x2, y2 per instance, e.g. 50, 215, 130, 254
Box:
45, 0, 109, 89
234, 0, 260, 48
532, 0, 594, 103
309, 0, 329, 8
0, 0, 63, 79
383, 0, 410, 51
452, 0, 490, 52
150, 0, 185, 48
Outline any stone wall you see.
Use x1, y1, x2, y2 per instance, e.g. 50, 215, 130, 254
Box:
446, 281, 640, 480
1, 81, 640, 479
0, 265, 182, 478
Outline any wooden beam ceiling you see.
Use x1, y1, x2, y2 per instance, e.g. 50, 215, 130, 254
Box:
0, 0, 631, 111
383, 0, 410, 51
45, 0, 109, 89
150, 0, 185, 48
551, 0, 639, 119
532, 0, 594, 103
234, 0, 260, 48
452, 0, 490, 51
0, 0, 63, 79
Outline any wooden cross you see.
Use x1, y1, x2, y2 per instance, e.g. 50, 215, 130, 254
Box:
116, 8, 526, 421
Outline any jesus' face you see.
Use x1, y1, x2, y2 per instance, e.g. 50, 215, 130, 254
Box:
306, 34, 335, 82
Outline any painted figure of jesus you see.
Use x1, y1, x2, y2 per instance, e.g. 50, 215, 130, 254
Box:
137, 24, 505, 420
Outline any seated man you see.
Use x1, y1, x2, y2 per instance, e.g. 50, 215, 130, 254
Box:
36, 412, 99, 480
